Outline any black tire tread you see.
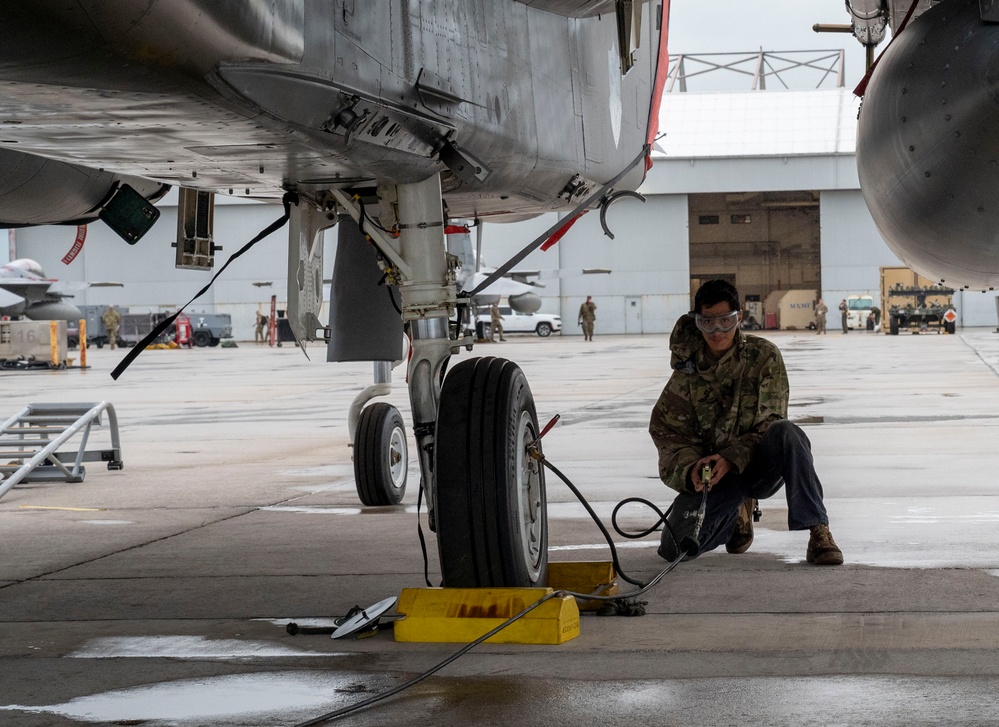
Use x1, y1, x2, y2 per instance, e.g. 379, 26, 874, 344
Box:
354, 402, 407, 506
436, 356, 547, 588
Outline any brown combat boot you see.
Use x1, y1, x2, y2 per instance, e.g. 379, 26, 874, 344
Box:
806, 524, 844, 565
725, 499, 755, 554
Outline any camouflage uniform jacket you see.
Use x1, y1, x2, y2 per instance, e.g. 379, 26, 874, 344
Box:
578, 302, 596, 322
649, 314, 789, 493
102, 308, 120, 327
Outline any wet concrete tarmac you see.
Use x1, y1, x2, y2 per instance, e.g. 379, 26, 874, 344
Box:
2, 329, 999, 725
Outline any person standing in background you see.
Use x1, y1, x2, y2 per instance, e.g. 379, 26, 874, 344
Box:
815, 298, 828, 334
490, 303, 506, 342
102, 305, 121, 350
839, 299, 849, 333
254, 311, 266, 343
578, 296, 597, 341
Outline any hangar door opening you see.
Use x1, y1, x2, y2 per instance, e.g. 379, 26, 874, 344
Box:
688, 191, 820, 329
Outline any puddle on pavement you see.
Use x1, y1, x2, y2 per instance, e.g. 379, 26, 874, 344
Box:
889, 512, 999, 524
288, 482, 353, 492
0, 672, 353, 724
68, 636, 345, 660
254, 617, 341, 628
81, 519, 136, 525
260, 505, 364, 516
278, 464, 353, 478
259, 505, 418, 515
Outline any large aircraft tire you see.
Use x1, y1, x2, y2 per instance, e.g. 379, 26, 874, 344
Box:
435, 356, 548, 588
890, 316, 900, 335
354, 402, 408, 506
192, 330, 211, 347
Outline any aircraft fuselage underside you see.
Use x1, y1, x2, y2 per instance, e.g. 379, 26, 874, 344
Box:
0, 0, 655, 221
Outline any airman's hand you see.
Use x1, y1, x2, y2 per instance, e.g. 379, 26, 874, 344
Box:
689, 454, 734, 491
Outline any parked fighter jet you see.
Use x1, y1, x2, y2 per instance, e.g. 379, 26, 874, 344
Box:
0, 258, 121, 322
0, 0, 659, 590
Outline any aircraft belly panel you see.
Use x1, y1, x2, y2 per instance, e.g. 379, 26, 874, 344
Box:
0, 0, 661, 219
527, 12, 577, 164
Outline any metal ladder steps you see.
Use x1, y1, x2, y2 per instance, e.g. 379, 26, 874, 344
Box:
15, 418, 103, 427
0, 402, 123, 500
2, 428, 69, 436
5, 414, 91, 423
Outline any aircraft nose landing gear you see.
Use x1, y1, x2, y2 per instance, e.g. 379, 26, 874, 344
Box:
344, 172, 550, 589
435, 356, 549, 588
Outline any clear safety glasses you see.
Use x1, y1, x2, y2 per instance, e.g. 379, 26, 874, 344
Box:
694, 310, 740, 334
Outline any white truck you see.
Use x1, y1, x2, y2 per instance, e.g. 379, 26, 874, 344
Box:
475, 306, 561, 338
846, 295, 875, 331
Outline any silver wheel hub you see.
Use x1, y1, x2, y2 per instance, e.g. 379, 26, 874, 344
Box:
388, 425, 407, 490
514, 410, 544, 580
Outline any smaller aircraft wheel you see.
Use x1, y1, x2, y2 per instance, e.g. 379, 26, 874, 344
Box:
192, 330, 211, 347
889, 315, 899, 336
536, 322, 552, 337
354, 402, 408, 506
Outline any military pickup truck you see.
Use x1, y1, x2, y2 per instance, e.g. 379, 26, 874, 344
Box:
67, 307, 232, 348
880, 267, 957, 335
186, 312, 233, 347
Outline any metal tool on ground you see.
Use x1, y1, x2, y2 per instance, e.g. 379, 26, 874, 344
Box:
331, 596, 397, 639
285, 597, 399, 638
0, 402, 123, 501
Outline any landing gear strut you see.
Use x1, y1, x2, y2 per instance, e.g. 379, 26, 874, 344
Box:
326, 174, 551, 587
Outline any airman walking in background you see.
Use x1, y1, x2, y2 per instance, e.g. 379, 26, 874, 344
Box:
815, 298, 828, 334
490, 303, 506, 342
102, 305, 121, 350
254, 311, 266, 343
578, 295, 597, 341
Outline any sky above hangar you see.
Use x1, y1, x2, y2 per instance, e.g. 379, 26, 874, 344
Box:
667, 0, 876, 91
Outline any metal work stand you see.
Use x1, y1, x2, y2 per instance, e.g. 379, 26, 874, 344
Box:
0, 402, 123, 500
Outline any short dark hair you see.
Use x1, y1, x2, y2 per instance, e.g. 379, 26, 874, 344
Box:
694, 279, 740, 314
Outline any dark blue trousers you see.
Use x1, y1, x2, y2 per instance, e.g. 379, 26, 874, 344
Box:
683, 420, 830, 555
